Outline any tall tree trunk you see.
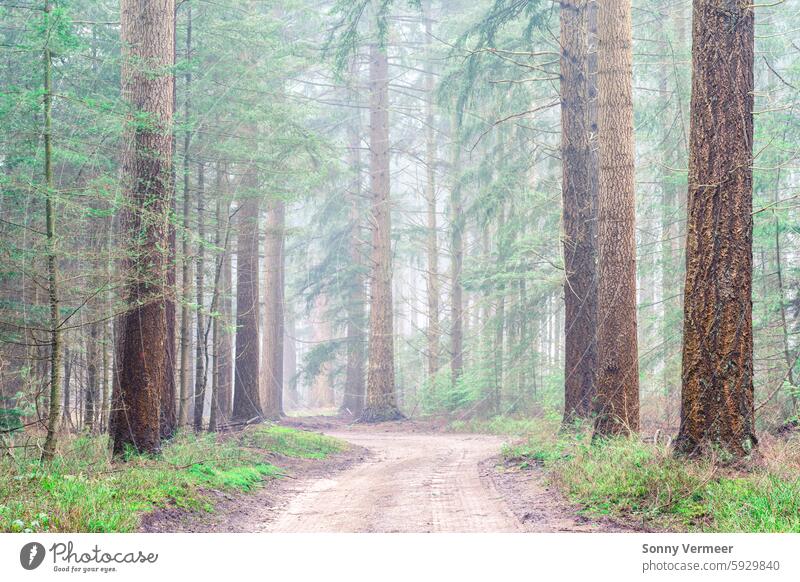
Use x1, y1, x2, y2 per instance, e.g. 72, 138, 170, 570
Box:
193, 162, 206, 430
261, 198, 285, 419
424, 0, 440, 380
178, 4, 193, 428
85, 320, 100, 433
593, 0, 639, 437
560, 0, 597, 425
360, 35, 402, 422
111, 0, 174, 456
161, 1, 179, 441
232, 169, 263, 422
450, 116, 464, 388
341, 97, 366, 416
675, 0, 755, 458
41, 0, 62, 461
210, 164, 232, 431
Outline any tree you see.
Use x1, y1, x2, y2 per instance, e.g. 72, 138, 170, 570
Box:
111, 0, 175, 456
193, 162, 206, 431
592, 0, 639, 437
210, 164, 233, 430
178, 2, 193, 428
232, 168, 263, 422
340, 86, 366, 416
560, 0, 597, 425
424, 0, 441, 380
360, 21, 403, 423
41, 0, 63, 461
262, 198, 286, 419
674, 0, 756, 458
449, 115, 464, 388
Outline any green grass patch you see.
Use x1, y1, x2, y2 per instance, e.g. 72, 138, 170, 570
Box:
238, 425, 346, 459
0, 424, 344, 533
504, 426, 800, 533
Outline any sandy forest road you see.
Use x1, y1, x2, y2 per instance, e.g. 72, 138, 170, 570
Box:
143, 420, 639, 532
263, 425, 634, 533
268, 430, 521, 533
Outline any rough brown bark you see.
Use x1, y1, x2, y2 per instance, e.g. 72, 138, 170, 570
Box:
360, 37, 402, 423
675, 0, 755, 458
232, 169, 263, 422
261, 198, 285, 419
111, 0, 174, 456
560, 0, 597, 425
593, 0, 639, 437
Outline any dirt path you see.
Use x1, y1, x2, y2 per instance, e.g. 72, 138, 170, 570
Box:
142, 421, 641, 533
267, 430, 522, 533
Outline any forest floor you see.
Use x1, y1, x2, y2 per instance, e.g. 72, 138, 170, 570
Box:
143, 416, 639, 533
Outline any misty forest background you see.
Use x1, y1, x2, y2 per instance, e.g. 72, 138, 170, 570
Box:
0, 0, 798, 461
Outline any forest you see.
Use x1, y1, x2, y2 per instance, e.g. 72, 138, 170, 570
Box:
0, 0, 799, 535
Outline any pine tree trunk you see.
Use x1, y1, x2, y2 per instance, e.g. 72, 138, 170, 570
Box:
211, 164, 233, 430
675, 0, 755, 458
593, 0, 640, 437
85, 320, 100, 433
161, 2, 178, 441
261, 198, 285, 419
450, 116, 464, 388
178, 4, 193, 428
424, 0, 440, 380
232, 168, 263, 422
341, 95, 366, 416
193, 162, 206, 431
41, 0, 62, 459
560, 0, 597, 425
360, 35, 402, 423
111, 0, 174, 456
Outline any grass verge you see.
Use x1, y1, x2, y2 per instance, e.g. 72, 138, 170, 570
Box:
238, 425, 345, 458
502, 422, 800, 532
0, 424, 346, 533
